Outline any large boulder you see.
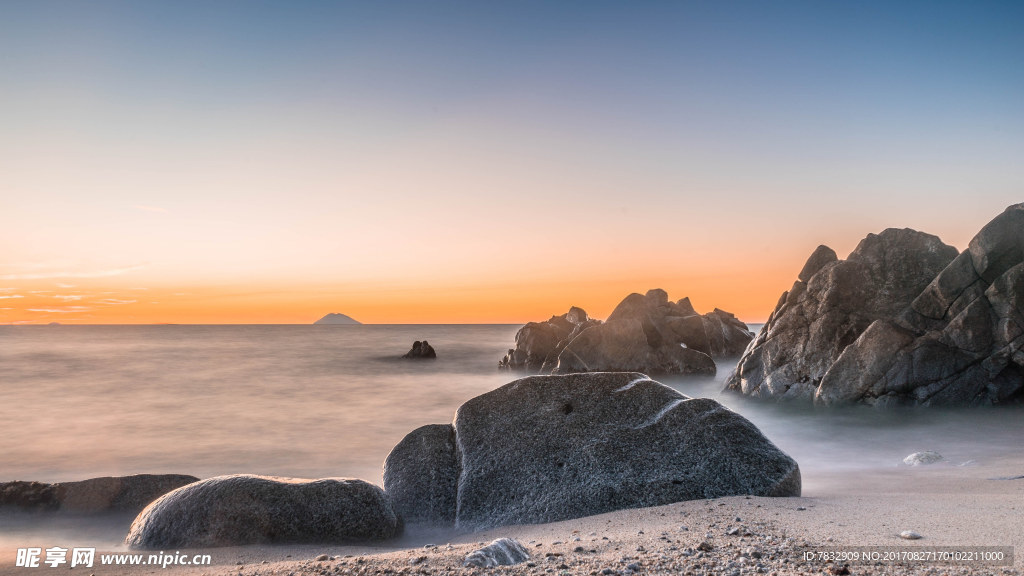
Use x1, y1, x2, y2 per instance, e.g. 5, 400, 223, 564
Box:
125, 475, 401, 548
815, 204, 1024, 406
383, 424, 458, 525
1, 474, 198, 514
383, 372, 799, 531
501, 291, 754, 376
726, 228, 958, 402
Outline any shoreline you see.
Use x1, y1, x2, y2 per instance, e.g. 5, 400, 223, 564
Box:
2, 453, 1021, 575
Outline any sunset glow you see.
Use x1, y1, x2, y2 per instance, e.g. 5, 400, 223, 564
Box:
2, 1, 1022, 325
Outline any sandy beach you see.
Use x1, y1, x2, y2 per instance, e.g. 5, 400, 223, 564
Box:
2, 450, 1021, 576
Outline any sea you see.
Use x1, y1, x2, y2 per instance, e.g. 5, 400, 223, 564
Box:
2, 324, 1023, 491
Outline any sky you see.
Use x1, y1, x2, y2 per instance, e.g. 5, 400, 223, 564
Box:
1, 1, 1023, 324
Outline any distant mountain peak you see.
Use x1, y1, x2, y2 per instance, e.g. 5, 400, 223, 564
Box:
313, 313, 362, 325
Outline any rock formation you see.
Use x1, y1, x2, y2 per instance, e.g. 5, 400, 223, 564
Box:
402, 340, 437, 359
125, 475, 400, 548
727, 204, 1024, 406
500, 293, 753, 376
0, 474, 198, 514
384, 372, 800, 531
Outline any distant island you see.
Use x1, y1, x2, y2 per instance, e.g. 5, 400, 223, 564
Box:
314, 313, 362, 325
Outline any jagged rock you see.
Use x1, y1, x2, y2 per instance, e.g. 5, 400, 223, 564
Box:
499, 307, 598, 371
816, 204, 1024, 406
726, 228, 958, 402
125, 475, 400, 548
502, 291, 753, 376
729, 204, 1024, 406
382, 424, 457, 525
1, 475, 198, 514
402, 340, 436, 359
464, 539, 530, 567
383, 372, 800, 531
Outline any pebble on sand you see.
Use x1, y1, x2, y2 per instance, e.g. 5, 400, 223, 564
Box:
899, 530, 923, 540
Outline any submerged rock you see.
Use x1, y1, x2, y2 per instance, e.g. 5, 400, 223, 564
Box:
1, 474, 198, 514
402, 340, 437, 359
125, 475, 401, 548
464, 538, 530, 567
501, 291, 753, 376
383, 372, 799, 531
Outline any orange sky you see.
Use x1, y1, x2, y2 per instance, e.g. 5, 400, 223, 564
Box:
3, 3, 1022, 325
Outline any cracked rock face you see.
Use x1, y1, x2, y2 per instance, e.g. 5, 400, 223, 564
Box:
500, 291, 754, 376
384, 372, 800, 531
727, 204, 1024, 407
725, 228, 958, 403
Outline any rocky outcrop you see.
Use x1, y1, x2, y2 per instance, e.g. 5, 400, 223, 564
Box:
402, 340, 437, 359
383, 372, 800, 531
728, 204, 1024, 407
499, 307, 600, 371
814, 205, 1024, 406
726, 229, 958, 402
501, 292, 753, 376
125, 475, 401, 548
1, 474, 198, 514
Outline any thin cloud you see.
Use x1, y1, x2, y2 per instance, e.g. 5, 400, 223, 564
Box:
52, 295, 85, 301
0, 264, 147, 280
27, 306, 93, 313
0, 294, 25, 299
56, 283, 77, 288
98, 298, 137, 305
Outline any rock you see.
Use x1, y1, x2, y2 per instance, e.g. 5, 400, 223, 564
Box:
899, 530, 923, 540
500, 293, 754, 376
902, 452, 944, 466
382, 424, 458, 525
798, 245, 839, 283
1, 474, 198, 514
499, 308, 592, 371
464, 538, 530, 567
385, 372, 800, 531
726, 228, 959, 403
125, 475, 401, 548
402, 340, 437, 359
313, 313, 361, 325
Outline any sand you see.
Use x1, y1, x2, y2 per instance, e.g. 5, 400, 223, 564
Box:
1, 454, 1021, 576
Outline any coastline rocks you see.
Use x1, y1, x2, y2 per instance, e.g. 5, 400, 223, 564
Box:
464, 539, 531, 567
383, 372, 800, 531
125, 475, 400, 548
499, 307, 600, 371
383, 424, 458, 525
402, 340, 437, 359
726, 229, 958, 403
501, 291, 753, 376
817, 204, 1024, 406
1, 474, 198, 514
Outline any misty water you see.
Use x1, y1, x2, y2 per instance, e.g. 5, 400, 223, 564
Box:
2, 324, 1023, 547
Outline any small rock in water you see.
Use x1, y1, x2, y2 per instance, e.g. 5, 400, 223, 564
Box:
900, 530, 923, 540
464, 538, 531, 567
902, 451, 944, 466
